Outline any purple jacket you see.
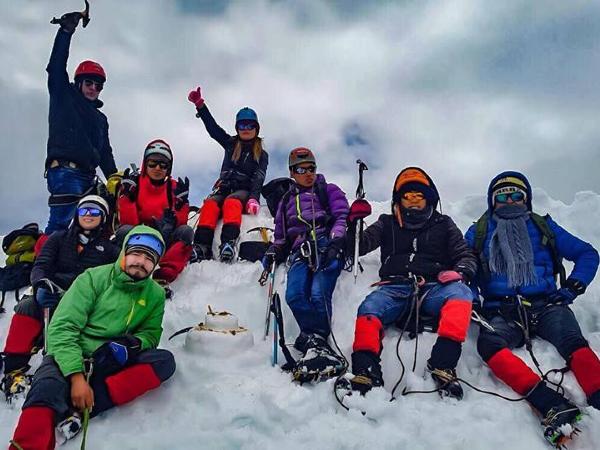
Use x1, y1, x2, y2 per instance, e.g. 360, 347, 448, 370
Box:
273, 174, 349, 250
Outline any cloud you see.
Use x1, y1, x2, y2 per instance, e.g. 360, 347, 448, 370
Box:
0, 0, 598, 232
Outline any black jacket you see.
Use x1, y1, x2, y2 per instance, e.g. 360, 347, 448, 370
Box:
358, 212, 477, 282
197, 105, 268, 201
46, 29, 117, 178
31, 226, 120, 291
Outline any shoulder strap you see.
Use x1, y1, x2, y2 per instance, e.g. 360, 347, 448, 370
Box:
530, 213, 566, 286
473, 213, 490, 280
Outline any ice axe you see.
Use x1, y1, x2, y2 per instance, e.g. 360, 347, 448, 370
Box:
247, 226, 274, 244
51, 0, 91, 28
352, 160, 369, 282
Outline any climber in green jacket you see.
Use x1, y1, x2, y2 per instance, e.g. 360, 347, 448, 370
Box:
9, 225, 176, 449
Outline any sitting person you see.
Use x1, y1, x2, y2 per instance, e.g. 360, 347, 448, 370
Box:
8, 226, 175, 449
188, 86, 268, 262
465, 171, 599, 444
348, 167, 477, 399
117, 139, 193, 284
1, 195, 119, 402
262, 147, 349, 382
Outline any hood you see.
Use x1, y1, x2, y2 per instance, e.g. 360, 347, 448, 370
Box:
486, 170, 532, 212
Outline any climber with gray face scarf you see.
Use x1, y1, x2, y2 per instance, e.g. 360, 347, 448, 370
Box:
465, 171, 599, 444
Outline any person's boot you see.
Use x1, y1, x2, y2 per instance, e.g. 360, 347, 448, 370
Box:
588, 390, 600, 410
426, 363, 463, 400
350, 350, 384, 395
56, 412, 83, 445
293, 334, 345, 383
191, 227, 214, 263
527, 382, 582, 447
1, 366, 31, 403
219, 224, 240, 263
427, 336, 463, 400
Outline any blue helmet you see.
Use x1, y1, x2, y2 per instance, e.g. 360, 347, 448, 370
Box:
125, 233, 165, 264
235, 107, 258, 125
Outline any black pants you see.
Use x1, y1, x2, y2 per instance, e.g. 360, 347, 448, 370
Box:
23, 350, 175, 421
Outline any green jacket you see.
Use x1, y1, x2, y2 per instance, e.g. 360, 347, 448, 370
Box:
47, 226, 166, 377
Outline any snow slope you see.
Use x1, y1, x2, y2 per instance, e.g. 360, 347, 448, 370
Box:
1, 190, 600, 450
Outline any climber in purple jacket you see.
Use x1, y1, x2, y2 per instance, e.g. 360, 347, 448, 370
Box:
262, 147, 349, 383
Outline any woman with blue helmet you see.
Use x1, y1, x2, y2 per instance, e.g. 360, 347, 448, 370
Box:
188, 87, 269, 262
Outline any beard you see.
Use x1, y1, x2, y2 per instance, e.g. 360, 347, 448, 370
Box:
125, 263, 150, 280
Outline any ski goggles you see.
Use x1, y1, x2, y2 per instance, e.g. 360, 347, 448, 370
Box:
402, 192, 425, 201
77, 207, 103, 217
237, 120, 257, 131
494, 191, 526, 204
82, 79, 104, 92
146, 159, 170, 170
292, 165, 317, 175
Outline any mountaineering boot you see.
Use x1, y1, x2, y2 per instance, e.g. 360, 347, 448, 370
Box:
56, 412, 83, 445
350, 350, 384, 395
527, 382, 583, 447
191, 243, 213, 263
293, 334, 345, 383
541, 403, 582, 448
191, 227, 214, 263
219, 240, 237, 263
1, 367, 31, 403
426, 363, 463, 400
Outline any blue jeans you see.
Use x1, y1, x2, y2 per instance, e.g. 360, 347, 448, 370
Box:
285, 255, 343, 338
357, 282, 474, 324
45, 167, 96, 233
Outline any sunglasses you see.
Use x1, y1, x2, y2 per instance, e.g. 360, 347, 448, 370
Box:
78, 207, 103, 217
237, 121, 257, 131
146, 160, 170, 170
495, 191, 525, 203
402, 192, 425, 201
82, 79, 104, 92
292, 165, 316, 175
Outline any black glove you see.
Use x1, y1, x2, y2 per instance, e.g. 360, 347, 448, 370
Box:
120, 168, 138, 202
548, 278, 586, 306
154, 208, 177, 244
324, 236, 346, 265
92, 335, 142, 378
57, 11, 83, 34
261, 245, 286, 270
174, 177, 190, 210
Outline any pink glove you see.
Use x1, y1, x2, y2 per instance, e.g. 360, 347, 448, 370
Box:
188, 87, 205, 109
437, 270, 463, 284
348, 198, 372, 224
246, 199, 260, 215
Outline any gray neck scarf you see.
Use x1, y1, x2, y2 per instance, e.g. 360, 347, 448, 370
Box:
489, 204, 538, 288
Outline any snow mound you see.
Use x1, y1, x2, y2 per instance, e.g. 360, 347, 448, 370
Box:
1, 189, 600, 449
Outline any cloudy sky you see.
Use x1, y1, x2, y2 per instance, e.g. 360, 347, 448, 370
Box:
0, 0, 599, 232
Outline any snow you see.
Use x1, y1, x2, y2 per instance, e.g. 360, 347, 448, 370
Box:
1, 189, 600, 449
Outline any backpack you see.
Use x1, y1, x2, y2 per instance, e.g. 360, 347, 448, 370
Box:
0, 223, 41, 310
472, 212, 566, 286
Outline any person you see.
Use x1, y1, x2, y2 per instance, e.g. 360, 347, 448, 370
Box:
187, 86, 269, 262
117, 139, 193, 285
348, 167, 477, 399
8, 226, 175, 449
465, 171, 599, 442
1, 195, 120, 402
41, 10, 119, 244
262, 147, 349, 382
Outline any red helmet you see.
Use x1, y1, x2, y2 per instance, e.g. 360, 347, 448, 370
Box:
74, 60, 106, 82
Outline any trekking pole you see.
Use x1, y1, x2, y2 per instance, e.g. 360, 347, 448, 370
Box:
272, 294, 278, 366
260, 263, 277, 339
80, 358, 94, 450
353, 160, 368, 282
